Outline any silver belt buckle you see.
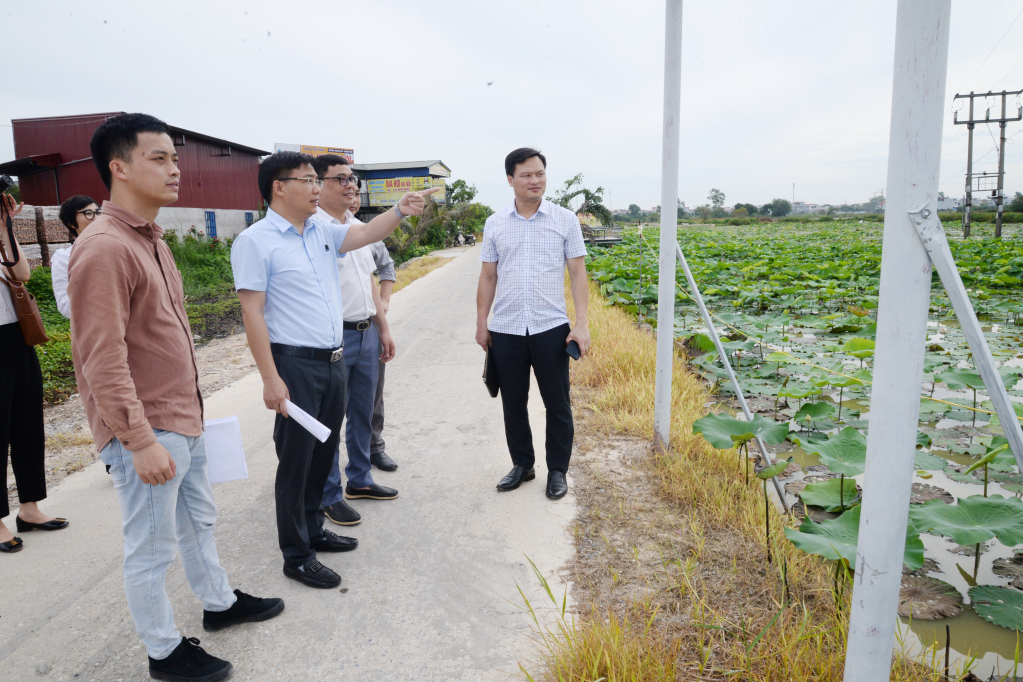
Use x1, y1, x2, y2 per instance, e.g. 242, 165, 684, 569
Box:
356, 320, 371, 331
330, 347, 344, 362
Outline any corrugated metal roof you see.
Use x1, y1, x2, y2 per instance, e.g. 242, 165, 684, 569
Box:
11, 112, 271, 157
352, 160, 449, 172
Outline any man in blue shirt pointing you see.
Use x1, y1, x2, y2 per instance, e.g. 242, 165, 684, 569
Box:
231, 151, 438, 589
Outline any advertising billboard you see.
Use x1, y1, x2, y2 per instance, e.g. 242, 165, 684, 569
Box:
368, 177, 447, 207
273, 143, 354, 164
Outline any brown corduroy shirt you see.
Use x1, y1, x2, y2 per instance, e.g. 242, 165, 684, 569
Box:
68, 201, 203, 453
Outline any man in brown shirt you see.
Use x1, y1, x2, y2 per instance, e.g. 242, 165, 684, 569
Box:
69, 113, 283, 682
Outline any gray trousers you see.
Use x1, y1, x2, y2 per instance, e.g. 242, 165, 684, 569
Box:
370, 355, 386, 454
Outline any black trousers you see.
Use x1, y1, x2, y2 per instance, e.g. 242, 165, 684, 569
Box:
490, 323, 573, 474
0, 322, 46, 519
272, 353, 347, 568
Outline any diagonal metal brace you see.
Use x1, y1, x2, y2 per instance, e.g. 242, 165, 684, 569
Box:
910, 203, 1023, 469
675, 243, 788, 512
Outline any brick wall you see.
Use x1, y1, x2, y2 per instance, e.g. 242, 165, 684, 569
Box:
10, 205, 72, 244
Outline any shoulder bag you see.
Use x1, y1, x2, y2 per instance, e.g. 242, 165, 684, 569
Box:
0, 210, 48, 346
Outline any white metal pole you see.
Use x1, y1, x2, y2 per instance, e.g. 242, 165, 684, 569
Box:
844, 1, 951, 679
653, 0, 683, 450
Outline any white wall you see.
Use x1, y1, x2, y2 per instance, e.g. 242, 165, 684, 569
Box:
156, 207, 256, 240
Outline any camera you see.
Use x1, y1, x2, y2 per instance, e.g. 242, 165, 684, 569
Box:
0, 175, 14, 195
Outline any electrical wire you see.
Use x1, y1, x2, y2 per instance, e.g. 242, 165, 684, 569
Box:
959, 5, 1023, 93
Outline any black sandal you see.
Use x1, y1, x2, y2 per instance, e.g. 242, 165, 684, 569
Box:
0, 537, 24, 552
16, 517, 69, 532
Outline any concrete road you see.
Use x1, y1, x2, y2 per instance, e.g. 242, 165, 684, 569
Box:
0, 245, 576, 681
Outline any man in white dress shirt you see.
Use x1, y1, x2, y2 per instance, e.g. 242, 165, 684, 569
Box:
311, 155, 398, 526
475, 148, 591, 500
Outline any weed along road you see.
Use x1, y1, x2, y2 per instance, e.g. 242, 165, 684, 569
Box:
0, 245, 576, 682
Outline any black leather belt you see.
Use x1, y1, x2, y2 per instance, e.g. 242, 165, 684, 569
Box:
270, 343, 344, 363
343, 319, 372, 331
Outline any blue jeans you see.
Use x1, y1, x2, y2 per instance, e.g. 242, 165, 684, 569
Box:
100, 430, 236, 659
323, 324, 379, 504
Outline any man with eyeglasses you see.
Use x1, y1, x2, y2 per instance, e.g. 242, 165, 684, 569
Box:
231, 151, 439, 589
310, 154, 397, 528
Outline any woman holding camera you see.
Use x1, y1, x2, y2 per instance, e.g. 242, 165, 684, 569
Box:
51, 195, 100, 318
0, 194, 69, 553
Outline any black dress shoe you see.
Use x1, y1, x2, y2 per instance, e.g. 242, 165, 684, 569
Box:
283, 560, 342, 589
497, 465, 535, 492
311, 529, 359, 552
16, 516, 69, 532
324, 499, 361, 526
546, 471, 568, 500
0, 537, 24, 553
344, 482, 398, 500
149, 636, 232, 682
371, 451, 398, 471
202, 589, 285, 632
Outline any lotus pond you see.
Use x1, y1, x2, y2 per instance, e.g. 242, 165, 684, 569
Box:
586, 220, 1023, 677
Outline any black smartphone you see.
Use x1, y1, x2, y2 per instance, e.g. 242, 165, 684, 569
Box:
566, 340, 581, 361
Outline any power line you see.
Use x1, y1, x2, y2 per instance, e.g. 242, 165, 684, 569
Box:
959, 5, 1023, 93
994, 53, 1023, 88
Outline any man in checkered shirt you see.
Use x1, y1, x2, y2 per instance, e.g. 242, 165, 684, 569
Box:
475, 148, 591, 500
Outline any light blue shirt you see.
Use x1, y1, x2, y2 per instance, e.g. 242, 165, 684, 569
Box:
231, 208, 350, 349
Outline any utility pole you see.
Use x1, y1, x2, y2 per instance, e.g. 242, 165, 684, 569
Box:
953, 88, 1022, 239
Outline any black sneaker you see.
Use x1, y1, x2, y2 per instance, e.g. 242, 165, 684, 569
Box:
324, 499, 361, 525
202, 589, 285, 632
283, 560, 342, 589
344, 482, 398, 500
149, 637, 231, 682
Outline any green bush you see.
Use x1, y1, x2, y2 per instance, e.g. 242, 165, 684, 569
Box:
971, 212, 1023, 224
25, 267, 76, 403
163, 228, 235, 299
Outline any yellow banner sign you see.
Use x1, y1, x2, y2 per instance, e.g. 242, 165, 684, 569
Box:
368, 177, 447, 206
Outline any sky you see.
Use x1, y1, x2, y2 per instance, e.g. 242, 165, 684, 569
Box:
2, 0, 1022, 212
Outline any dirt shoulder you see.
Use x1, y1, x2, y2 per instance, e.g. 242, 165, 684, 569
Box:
7, 334, 257, 514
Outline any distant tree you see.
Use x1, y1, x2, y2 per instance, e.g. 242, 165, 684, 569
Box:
548, 173, 614, 227
6, 183, 19, 203
708, 188, 726, 209
938, 191, 947, 201
677, 198, 687, 219
765, 198, 792, 217
628, 203, 641, 217
732, 207, 749, 218
448, 179, 477, 204
696, 204, 711, 220
733, 202, 758, 215
1009, 192, 1023, 212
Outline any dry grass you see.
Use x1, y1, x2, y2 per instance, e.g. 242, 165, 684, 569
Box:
522, 281, 956, 681
392, 255, 454, 294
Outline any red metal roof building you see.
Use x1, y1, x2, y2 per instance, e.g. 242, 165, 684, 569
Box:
0, 112, 269, 210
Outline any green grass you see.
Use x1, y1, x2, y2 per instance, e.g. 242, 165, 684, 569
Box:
27, 230, 242, 404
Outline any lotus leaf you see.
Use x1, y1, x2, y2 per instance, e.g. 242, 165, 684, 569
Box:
964, 444, 1010, 475
692, 413, 789, 450
784, 506, 925, 571
756, 458, 791, 480
992, 550, 1023, 590
793, 401, 835, 423
842, 337, 875, 359
969, 585, 1023, 632
897, 576, 963, 620
909, 483, 954, 505
764, 352, 793, 363
913, 451, 948, 470
803, 427, 867, 476
799, 477, 861, 512
909, 495, 1023, 547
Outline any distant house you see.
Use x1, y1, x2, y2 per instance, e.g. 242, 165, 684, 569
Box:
0, 112, 269, 240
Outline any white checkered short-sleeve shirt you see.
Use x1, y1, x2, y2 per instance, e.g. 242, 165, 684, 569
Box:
480, 199, 587, 336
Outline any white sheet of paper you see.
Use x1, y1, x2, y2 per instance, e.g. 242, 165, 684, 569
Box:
284, 400, 331, 443
204, 416, 248, 484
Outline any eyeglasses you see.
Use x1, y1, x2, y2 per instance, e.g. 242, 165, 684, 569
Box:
277, 177, 325, 188
77, 209, 102, 219
322, 175, 360, 187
